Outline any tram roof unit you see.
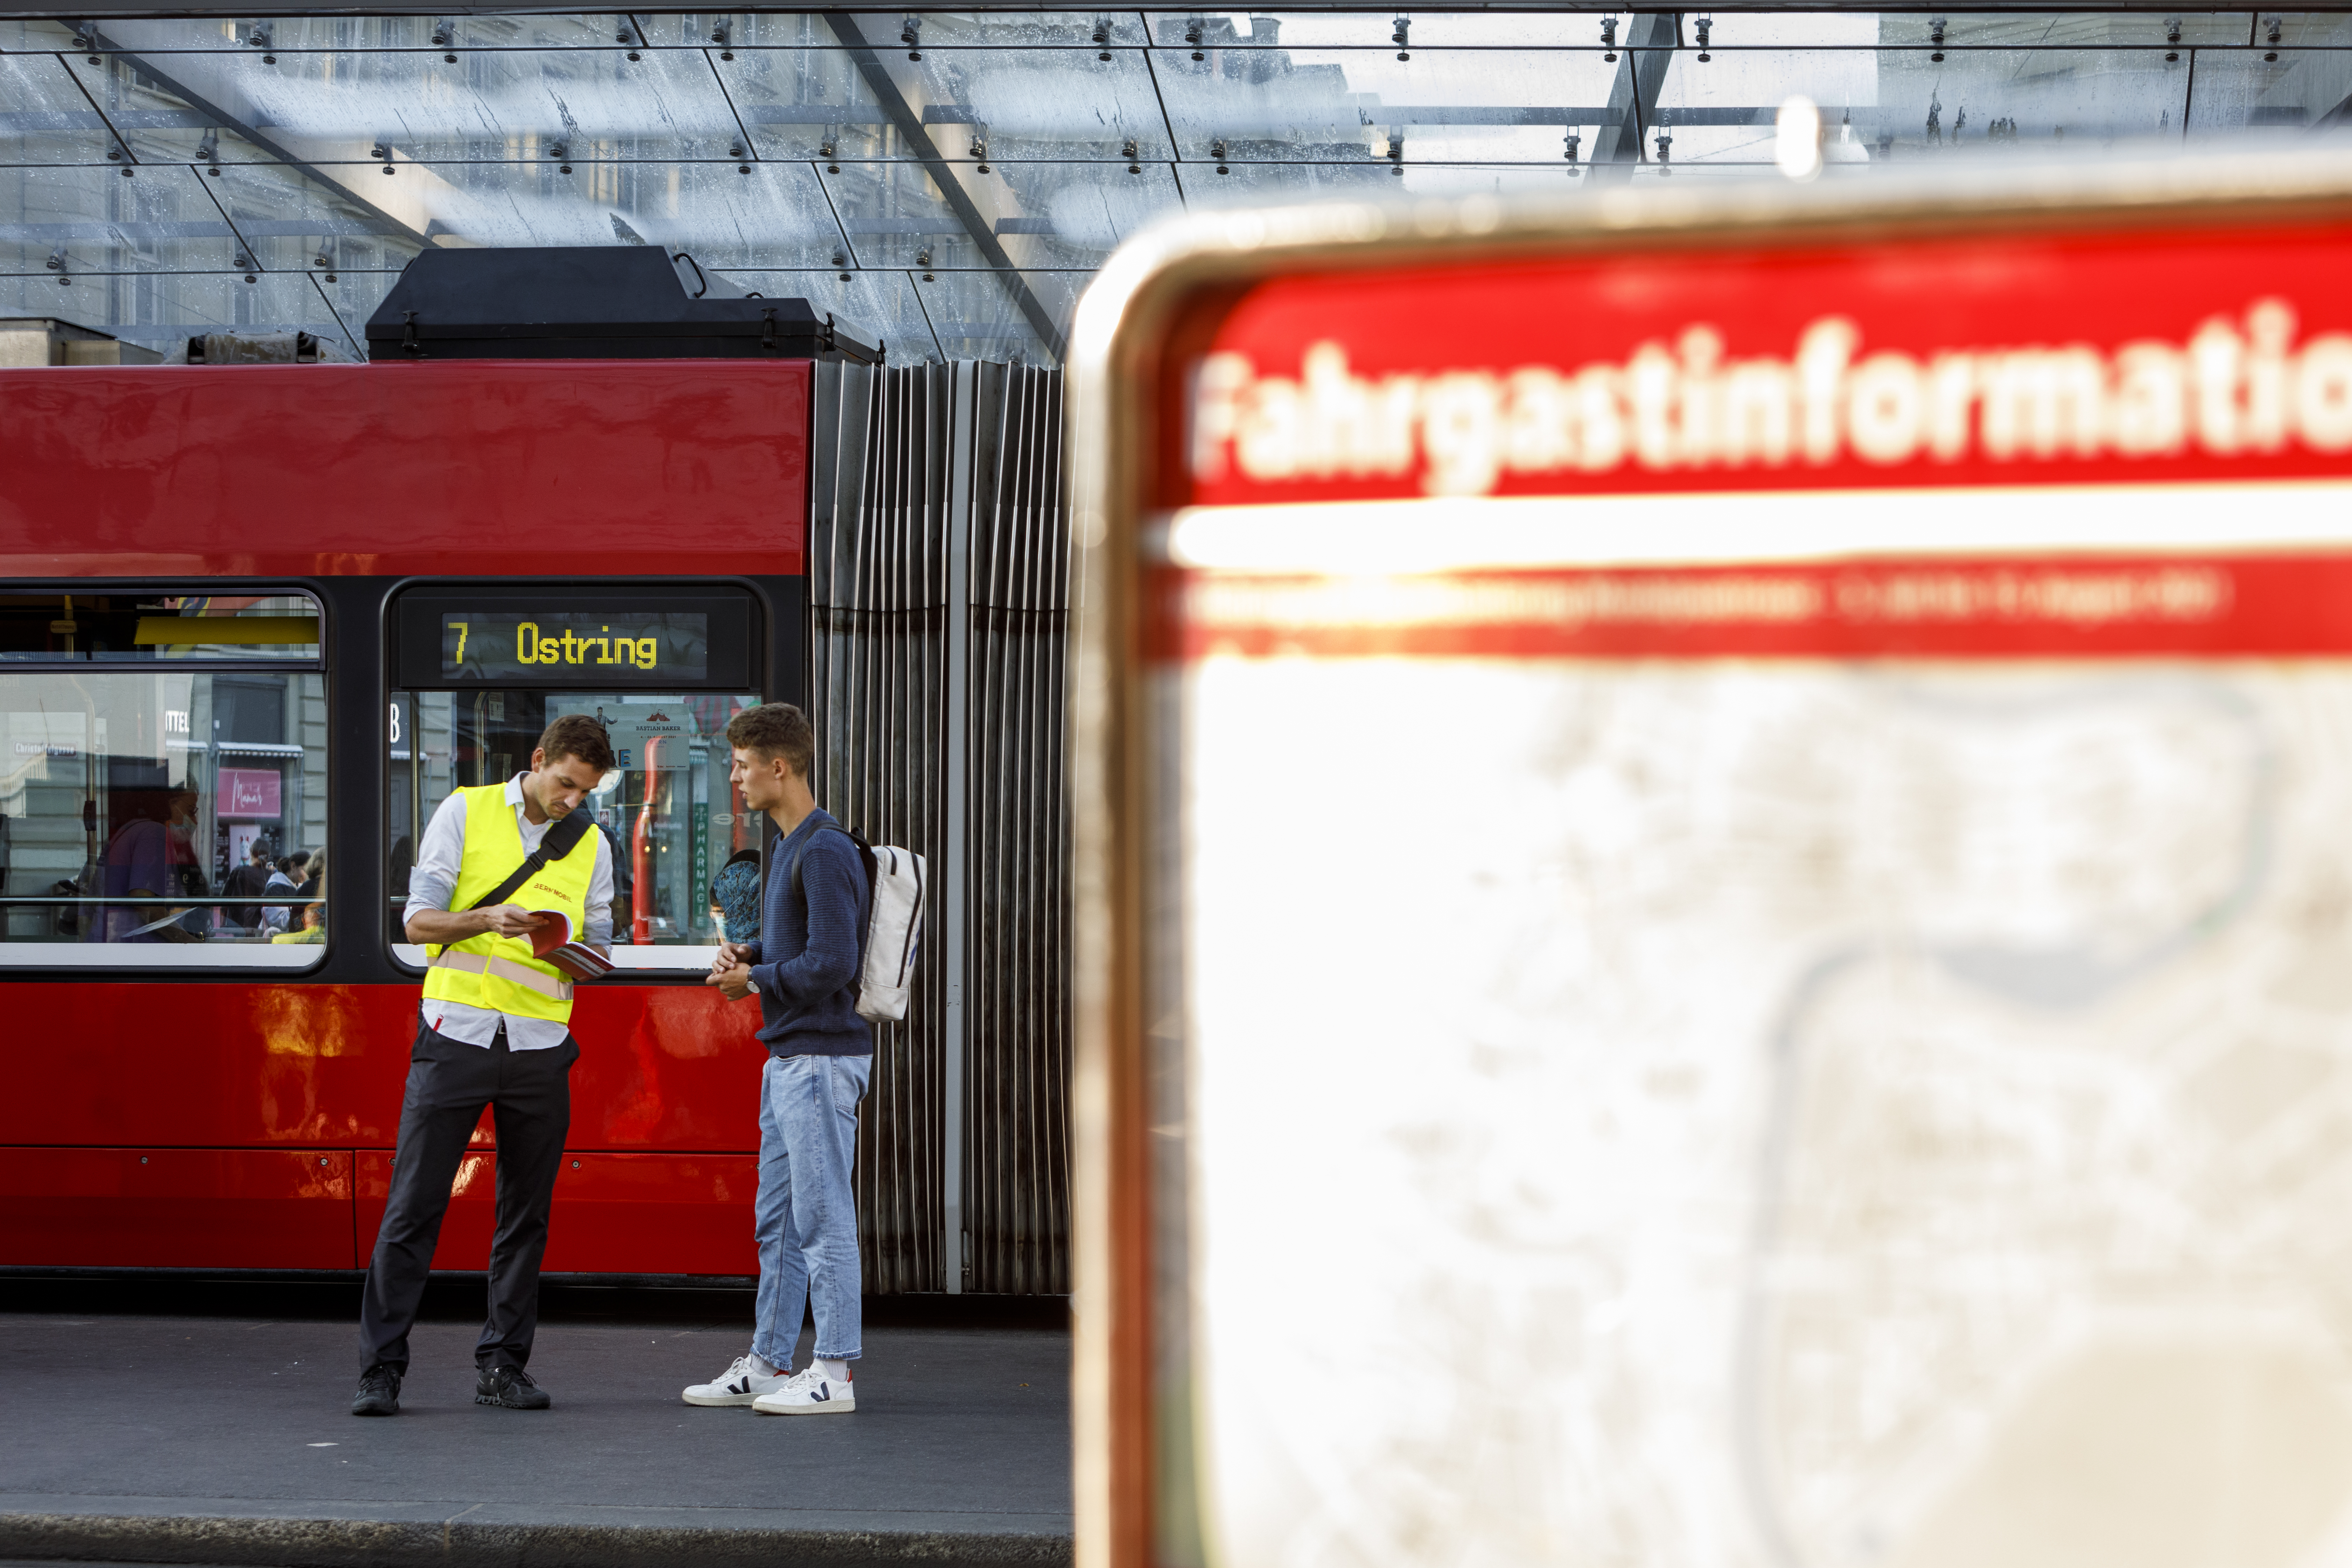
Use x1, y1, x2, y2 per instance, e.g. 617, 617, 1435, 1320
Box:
363, 247, 884, 364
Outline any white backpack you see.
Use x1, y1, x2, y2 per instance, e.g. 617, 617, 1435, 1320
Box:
793, 822, 925, 1022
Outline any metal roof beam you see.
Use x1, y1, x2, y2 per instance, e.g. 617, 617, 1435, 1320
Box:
80, 21, 432, 253
821, 9, 1067, 362
1589, 12, 1679, 182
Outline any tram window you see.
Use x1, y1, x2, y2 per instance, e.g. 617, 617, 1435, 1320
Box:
1, 668, 329, 968
388, 690, 763, 965
0, 592, 320, 662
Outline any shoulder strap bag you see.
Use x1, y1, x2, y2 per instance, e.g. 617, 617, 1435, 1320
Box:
460, 810, 596, 912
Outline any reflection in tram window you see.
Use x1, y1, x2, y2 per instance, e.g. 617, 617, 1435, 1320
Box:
0, 668, 328, 968
388, 690, 761, 955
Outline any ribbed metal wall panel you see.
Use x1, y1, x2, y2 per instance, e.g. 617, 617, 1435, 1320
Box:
806, 360, 1070, 1295
808, 360, 950, 1295
964, 364, 1072, 1295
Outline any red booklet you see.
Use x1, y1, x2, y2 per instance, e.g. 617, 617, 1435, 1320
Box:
525, 911, 615, 981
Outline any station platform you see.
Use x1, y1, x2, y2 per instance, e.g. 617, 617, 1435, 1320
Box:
0, 1278, 1071, 1568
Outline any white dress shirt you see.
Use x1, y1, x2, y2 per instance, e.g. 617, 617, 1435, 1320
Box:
404, 774, 614, 1051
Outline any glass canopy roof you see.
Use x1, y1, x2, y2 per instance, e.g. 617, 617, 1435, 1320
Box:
5, 9, 2348, 363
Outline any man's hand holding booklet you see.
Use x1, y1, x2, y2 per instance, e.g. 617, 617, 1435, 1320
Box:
515, 909, 614, 980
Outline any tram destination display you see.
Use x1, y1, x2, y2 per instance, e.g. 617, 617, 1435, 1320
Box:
394, 590, 752, 690
1072, 156, 2352, 1568
441, 611, 706, 681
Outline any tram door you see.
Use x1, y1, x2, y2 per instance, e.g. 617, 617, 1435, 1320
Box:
386, 586, 761, 962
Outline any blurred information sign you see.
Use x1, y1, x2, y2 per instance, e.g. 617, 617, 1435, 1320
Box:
1074, 162, 2352, 1568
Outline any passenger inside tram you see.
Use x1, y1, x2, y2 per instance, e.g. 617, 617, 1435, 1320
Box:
89, 783, 210, 944
271, 884, 326, 945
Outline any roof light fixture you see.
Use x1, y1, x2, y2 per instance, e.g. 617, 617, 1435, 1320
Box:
1929, 15, 1946, 61
1393, 16, 1409, 61
1694, 15, 1712, 60
901, 18, 920, 59
1774, 94, 1822, 181
2165, 15, 2182, 61
1601, 15, 1617, 61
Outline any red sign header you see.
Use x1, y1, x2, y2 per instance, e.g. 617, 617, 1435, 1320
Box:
1175, 222, 2352, 506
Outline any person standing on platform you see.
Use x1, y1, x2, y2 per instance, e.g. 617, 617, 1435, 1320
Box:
681, 704, 872, 1415
261, 852, 305, 933
351, 715, 617, 1418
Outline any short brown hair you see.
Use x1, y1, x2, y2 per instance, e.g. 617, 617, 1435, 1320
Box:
538, 714, 616, 774
726, 702, 814, 781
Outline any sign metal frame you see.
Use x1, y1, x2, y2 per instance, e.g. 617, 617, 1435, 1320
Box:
1065, 147, 2352, 1568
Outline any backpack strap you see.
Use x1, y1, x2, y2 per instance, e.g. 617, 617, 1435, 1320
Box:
461, 809, 595, 912
789, 819, 875, 961
788, 821, 868, 897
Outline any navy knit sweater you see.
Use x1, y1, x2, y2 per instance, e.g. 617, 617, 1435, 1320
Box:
745, 808, 873, 1057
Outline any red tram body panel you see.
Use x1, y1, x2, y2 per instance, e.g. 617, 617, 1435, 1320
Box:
0, 359, 812, 1276
0, 361, 809, 577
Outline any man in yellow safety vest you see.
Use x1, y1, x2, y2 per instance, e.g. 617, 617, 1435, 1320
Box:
352, 714, 617, 1417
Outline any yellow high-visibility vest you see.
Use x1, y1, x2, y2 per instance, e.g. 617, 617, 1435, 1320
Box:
420, 784, 597, 1025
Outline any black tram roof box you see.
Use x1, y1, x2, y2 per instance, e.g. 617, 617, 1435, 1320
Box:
364, 246, 882, 364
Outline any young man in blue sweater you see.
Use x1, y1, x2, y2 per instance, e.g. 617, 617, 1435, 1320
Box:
682, 702, 872, 1415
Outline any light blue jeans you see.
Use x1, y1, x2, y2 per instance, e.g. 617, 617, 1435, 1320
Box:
752, 1051, 872, 1367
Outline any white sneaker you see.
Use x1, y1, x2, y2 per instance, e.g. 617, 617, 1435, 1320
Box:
682, 1353, 790, 1407
751, 1363, 856, 1415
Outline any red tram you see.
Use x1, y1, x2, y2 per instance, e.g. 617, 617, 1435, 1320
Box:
0, 347, 815, 1277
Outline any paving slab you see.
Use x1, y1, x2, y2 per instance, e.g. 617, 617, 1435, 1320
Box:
0, 1310, 1071, 1568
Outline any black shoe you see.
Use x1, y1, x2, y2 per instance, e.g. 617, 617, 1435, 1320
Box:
351, 1366, 402, 1417
475, 1365, 551, 1410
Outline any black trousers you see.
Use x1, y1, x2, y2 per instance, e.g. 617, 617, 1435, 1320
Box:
358, 1020, 578, 1376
